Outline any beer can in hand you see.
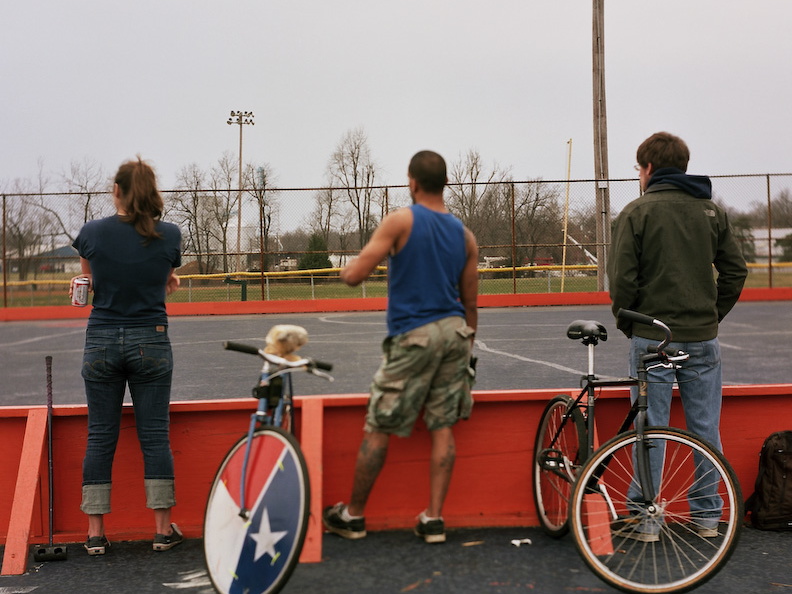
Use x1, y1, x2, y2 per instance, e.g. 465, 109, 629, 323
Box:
72, 277, 90, 307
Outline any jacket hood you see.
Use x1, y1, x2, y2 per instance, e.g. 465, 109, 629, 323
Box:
646, 167, 712, 199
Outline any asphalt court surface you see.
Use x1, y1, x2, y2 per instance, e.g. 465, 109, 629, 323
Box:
0, 526, 790, 593
1, 301, 791, 592
1, 301, 791, 407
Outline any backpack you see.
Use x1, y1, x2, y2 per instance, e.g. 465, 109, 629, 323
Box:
745, 430, 792, 530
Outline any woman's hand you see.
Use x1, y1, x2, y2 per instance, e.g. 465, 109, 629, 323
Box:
69, 275, 92, 298
166, 272, 180, 296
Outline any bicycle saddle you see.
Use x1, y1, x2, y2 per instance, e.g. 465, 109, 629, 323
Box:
566, 320, 608, 344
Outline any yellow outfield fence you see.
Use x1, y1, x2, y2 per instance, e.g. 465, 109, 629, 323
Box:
2, 263, 791, 308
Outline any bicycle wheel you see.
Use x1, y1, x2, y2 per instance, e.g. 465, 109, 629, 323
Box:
569, 427, 742, 594
204, 426, 311, 594
533, 394, 587, 537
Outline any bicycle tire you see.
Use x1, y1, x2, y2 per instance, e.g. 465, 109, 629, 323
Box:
569, 427, 742, 594
533, 394, 588, 537
204, 426, 311, 594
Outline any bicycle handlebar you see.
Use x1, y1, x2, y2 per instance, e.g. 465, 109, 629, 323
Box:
223, 341, 334, 373
616, 308, 673, 354
224, 341, 261, 355
616, 308, 656, 327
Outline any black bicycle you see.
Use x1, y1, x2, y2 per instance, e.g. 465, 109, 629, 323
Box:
533, 309, 742, 593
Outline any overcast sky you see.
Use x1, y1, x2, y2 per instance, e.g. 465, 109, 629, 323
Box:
2, 0, 791, 193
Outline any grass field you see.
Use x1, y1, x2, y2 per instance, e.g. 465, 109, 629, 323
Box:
2, 266, 790, 308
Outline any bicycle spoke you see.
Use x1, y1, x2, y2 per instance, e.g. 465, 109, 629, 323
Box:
570, 428, 741, 593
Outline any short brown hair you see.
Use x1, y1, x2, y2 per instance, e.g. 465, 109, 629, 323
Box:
636, 132, 690, 172
408, 150, 447, 193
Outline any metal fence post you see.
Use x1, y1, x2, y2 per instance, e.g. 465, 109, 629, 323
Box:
766, 174, 774, 288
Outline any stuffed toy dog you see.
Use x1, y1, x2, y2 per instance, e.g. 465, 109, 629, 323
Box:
264, 325, 308, 361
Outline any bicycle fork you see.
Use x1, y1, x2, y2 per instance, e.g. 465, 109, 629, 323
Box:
236, 370, 293, 519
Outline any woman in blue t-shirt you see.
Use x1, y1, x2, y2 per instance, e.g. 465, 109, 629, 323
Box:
70, 158, 183, 555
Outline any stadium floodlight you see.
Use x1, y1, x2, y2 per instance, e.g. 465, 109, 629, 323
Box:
227, 110, 255, 272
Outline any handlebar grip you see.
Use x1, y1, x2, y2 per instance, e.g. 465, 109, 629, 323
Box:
616, 308, 656, 327
313, 360, 333, 372
223, 341, 262, 355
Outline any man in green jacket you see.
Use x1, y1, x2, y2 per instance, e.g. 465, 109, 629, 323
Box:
608, 131, 747, 539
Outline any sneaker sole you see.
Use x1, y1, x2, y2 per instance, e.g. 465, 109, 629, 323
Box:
414, 528, 446, 544
323, 524, 367, 540
153, 541, 183, 551
84, 546, 106, 556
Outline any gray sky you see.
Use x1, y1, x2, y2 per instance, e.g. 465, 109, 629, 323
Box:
2, 0, 790, 192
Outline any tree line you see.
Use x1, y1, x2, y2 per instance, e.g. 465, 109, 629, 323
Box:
3, 129, 792, 281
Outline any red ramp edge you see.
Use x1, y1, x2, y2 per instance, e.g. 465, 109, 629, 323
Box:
1, 408, 47, 575
3, 288, 790, 322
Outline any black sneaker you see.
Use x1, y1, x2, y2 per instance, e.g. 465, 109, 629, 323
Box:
414, 518, 446, 544
322, 503, 366, 539
84, 535, 110, 556
153, 523, 184, 551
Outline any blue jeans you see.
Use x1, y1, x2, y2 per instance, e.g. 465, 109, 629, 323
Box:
81, 326, 175, 490
628, 335, 723, 526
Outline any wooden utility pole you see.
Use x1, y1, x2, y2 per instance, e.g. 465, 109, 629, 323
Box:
592, 0, 611, 290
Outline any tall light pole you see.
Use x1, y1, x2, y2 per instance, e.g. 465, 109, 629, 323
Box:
592, 0, 610, 291
227, 110, 254, 272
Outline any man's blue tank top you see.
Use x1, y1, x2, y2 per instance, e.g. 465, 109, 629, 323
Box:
386, 204, 466, 336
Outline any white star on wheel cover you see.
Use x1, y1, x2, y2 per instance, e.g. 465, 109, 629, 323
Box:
251, 507, 288, 561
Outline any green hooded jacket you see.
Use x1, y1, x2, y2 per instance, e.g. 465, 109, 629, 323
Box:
608, 169, 748, 342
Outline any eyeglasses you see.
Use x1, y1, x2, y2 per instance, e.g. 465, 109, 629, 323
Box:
633, 164, 641, 172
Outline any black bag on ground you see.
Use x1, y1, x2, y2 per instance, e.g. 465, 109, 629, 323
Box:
745, 430, 792, 530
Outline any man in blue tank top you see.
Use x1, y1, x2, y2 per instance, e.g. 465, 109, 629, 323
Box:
323, 150, 479, 544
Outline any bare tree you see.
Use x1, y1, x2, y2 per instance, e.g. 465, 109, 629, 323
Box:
4, 178, 56, 280
27, 158, 108, 244
62, 157, 112, 228
334, 208, 358, 266
309, 187, 341, 248
771, 188, 792, 227
170, 163, 219, 274
327, 128, 379, 248
513, 180, 564, 268
244, 162, 278, 272
446, 149, 510, 237
746, 188, 792, 228
207, 152, 238, 272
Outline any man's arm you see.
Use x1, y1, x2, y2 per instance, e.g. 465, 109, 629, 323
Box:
607, 214, 640, 336
340, 208, 412, 287
459, 227, 479, 333
714, 214, 748, 321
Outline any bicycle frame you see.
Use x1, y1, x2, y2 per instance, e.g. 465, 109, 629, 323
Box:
546, 318, 682, 508
237, 360, 296, 518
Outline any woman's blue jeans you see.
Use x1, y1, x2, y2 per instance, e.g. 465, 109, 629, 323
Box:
81, 326, 175, 514
627, 335, 723, 528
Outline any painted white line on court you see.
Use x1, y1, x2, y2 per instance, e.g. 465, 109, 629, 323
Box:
718, 342, 743, 350
475, 340, 583, 376
0, 329, 85, 348
318, 315, 383, 325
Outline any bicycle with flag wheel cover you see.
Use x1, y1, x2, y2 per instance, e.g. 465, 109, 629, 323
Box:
203, 325, 333, 594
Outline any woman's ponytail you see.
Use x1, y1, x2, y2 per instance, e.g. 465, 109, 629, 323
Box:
114, 157, 163, 241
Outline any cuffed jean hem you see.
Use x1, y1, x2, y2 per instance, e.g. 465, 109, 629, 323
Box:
145, 478, 176, 510
81, 483, 112, 515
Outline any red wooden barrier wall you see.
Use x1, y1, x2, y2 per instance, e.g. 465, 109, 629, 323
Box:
3, 385, 792, 575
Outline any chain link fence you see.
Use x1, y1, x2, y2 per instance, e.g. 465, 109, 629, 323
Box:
3, 174, 791, 307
